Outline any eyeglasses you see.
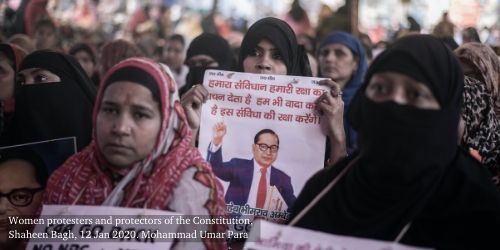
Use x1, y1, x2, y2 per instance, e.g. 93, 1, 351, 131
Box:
0, 187, 43, 207
256, 143, 279, 153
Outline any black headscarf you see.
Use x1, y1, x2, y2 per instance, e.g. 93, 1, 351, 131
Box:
237, 17, 311, 77
10, 50, 96, 151
291, 35, 500, 249
180, 33, 233, 96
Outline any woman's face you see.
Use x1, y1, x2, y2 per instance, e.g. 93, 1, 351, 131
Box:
243, 39, 287, 75
0, 52, 15, 101
96, 81, 161, 169
17, 68, 61, 85
74, 50, 96, 78
0, 160, 43, 248
365, 72, 441, 110
318, 43, 358, 88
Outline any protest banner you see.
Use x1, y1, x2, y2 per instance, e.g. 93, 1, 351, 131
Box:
25, 205, 182, 250
244, 220, 433, 250
198, 70, 328, 222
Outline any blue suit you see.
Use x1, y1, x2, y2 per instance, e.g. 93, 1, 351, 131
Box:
207, 146, 296, 208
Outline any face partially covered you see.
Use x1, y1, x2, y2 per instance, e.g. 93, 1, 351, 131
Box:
96, 81, 161, 169
252, 132, 279, 168
365, 71, 441, 110
0, 160, 43, 249
17, 68, 61, 85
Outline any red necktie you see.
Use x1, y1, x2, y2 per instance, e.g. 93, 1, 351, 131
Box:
256, 167, 267, 208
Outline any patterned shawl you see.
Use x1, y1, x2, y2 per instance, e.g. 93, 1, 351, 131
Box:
44, 58, 226, 249
462, 76, 500, 187
455, 43, 500, 118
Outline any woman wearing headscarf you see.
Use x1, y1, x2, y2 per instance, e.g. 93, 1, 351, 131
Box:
181, 18, 317, 145
69, 42, 100, 86
179, 33, 234, 96
290, 35, 500, 249
455, 42, 500, 118
44, 58, 227, 250
99, 39, 143, 77
460, 76, 500, 186
0, 43, 27, 144
6, 50, 96, 150
317, 32, 368, 155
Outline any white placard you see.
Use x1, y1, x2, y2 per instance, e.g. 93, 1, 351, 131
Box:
199, 70, 328, 221
244, 220, 433, 250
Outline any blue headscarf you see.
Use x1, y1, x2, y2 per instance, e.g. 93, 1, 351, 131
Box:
318, 32, 368, 153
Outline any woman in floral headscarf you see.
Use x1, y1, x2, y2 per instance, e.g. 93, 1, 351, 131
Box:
44, 58, 227, 249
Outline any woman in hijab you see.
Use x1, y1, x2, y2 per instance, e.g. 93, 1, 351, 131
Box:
317, 32, 368, 154
460, 76, 500, 186
290, 35, 500, 249
0, 43, 27, 144
68, 42, 100, 86
179, 33, 234, 96
455, 42, 500, 118
99, 39, 143, 77
181, 18, 317, 145
6, 50, 96, 150
44, 58, 227, 250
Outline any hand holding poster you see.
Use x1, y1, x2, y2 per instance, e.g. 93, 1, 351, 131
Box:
244, 220, 433, 250
198, 70, 329, 222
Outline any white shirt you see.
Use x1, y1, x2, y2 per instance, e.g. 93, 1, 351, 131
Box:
171, 65, 189, 89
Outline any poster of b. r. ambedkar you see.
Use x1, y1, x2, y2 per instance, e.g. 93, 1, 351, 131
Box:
198, 70, 328, 221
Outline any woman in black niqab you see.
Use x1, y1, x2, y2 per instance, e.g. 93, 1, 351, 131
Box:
9, 50, 96, 151
291, 35, 500, 249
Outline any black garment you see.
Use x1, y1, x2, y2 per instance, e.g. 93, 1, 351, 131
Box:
237, 17, 311, 77
291, 35, 500, 249
8, 50, 96, 151
180, 33, 234, 96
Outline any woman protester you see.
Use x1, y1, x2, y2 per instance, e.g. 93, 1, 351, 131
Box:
69, 42, 100, 86
290, 35, 500, 249
0, 43, 27, 144
317, 32, 368, 155
5, 50, 96, 150
182, 17, 348, 163
44, 58, 227, 250
455, 42, 500, 118
178, 33, 234, 96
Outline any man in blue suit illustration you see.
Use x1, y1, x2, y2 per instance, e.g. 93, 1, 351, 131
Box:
207, 122, 296, 209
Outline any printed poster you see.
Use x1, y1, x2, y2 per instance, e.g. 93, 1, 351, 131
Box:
198, 70, 328, 222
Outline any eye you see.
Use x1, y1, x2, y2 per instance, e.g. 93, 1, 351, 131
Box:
334, 49, 347, 58
369, 82, 389, 95
272, 51, 283, 60
133, 112, 150, 120
11, 191, 30, 203
319, 49, 329, 57
249, 48, 262, 57
33, 74, 49, 83
101, 106, 118, 115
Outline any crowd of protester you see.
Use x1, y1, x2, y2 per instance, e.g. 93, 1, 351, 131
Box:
0, 0, 500, 249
